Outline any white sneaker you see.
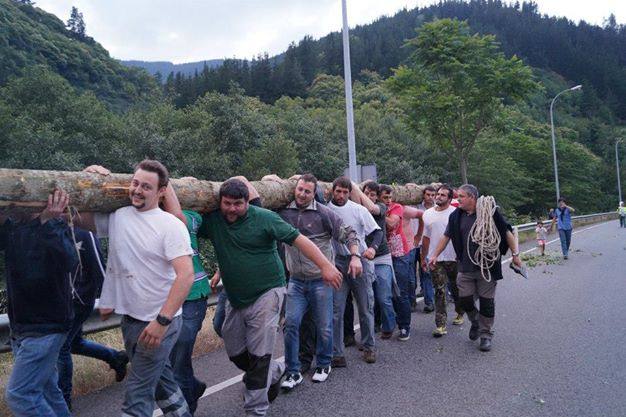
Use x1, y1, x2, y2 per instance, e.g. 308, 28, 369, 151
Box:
311, 366, 331, 383
280, 373, 303, 390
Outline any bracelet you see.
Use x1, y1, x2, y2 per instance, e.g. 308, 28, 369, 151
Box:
350, 253, 362, 259
512, 252, 520, 257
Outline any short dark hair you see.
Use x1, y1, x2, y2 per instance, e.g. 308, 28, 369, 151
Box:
332, 176, 352, 192
135, 159, 169, 188
558, 197, 566, 203
423, 185, 436, 195
437, 184, 454, 200
379, 184, 393, 194
298, 173, 318, 189
219, 178, 249, 202
362, 181, 380, 195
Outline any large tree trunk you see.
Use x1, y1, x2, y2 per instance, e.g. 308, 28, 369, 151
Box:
0, 168, 437, 213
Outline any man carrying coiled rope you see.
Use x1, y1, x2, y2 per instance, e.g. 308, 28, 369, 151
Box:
429, 184, 523, 352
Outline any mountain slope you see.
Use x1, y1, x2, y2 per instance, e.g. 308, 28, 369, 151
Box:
0, 0, 158, 109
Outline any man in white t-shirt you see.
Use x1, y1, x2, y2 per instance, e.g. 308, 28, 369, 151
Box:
77, 161, 194, 417
421, 184, 464, 338
328, 177, 383, 366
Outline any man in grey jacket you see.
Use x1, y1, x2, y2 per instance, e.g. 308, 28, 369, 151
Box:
275, 174, 361, 389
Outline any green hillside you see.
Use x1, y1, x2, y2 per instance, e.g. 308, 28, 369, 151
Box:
0, 0, 158, 110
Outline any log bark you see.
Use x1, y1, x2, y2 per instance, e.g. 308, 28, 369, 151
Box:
0, 168, 438, 213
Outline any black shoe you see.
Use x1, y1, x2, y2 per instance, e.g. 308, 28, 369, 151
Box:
344, 334, 356, 347
268, 375, 282, 403
479, 338, 492, 352
469, 323, 479, 341
194, 380, 207, 402
331, 356, 347, 368
423, 304, 434, 313
110, 351, 129, 382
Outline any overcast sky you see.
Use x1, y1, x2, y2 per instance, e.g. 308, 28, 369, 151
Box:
35, 0, 625, 63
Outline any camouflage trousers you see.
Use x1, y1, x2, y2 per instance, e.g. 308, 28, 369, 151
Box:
431, 261, 463, 327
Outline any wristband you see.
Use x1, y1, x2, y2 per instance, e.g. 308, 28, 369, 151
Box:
156, 314, 172, 326
350, 253, 362, 259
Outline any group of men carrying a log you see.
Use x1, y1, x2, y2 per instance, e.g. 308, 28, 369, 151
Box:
0, 159, 523, 417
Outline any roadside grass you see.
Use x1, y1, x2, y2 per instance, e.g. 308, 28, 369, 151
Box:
0, 306, 223, 415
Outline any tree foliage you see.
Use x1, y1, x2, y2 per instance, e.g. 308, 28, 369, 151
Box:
387, 19, 539, 183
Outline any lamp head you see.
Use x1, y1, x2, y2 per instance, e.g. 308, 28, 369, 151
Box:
570, 85, 582, 91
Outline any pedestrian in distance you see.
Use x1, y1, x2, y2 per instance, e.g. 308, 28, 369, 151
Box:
535, 220, 548, 256
551, 197, 575, 259
618, 201, 626, 228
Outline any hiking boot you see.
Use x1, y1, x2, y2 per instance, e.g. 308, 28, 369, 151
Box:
110, 351, 129, 382
381, 331, 393, 340
194, 380, 207, 402
452, 314, 464, 325
469, 323, 480, 341
479, 338, 492, 352
432, 326, 447, 338
363, 349, 376, 364
398, 328, 410, 341
268, 374, 283, 402
344, 334, 356, 347
280, 373, 303, 391
311, 366, 331, 383
331, 356, 347, 368
423, 304, 434, 313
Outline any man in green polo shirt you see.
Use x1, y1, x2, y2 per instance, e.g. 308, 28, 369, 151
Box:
162, 183, 210, 415
198, 177, 342, 417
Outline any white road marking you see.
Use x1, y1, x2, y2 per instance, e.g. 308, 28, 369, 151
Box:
154, 221, 608, 415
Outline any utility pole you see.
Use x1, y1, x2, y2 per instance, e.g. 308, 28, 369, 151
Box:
341, 0, 358, 181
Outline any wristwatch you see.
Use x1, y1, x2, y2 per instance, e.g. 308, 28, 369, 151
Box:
351, 253, 362, 259
156, 314, 172, 326
512, 251, 520, 257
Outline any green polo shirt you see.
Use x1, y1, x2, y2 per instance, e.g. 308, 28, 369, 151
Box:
199, 205, 299, 308
183, 210, 210, 301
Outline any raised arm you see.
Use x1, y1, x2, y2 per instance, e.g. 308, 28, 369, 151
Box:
162, 182, 187, 226
350, 181, 381, 216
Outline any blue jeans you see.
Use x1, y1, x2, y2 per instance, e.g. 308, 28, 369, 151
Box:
333, 257, 375, 357
559, 228, 572, 256
7, 332, 70, 417
408, 248, 418, 298
170, 297, 208, 414
372, 264, 396, 332
392, 255, 412, 331
57, 302, 120, 406
213, 290, 228, 338
284, 277, 333, 373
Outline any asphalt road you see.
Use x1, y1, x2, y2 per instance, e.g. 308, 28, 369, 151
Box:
74, 220, 626, 417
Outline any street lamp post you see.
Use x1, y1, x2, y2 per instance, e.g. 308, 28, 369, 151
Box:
617, 138, 623, 203
549, 84, 582, 203
341, 0, 358, 181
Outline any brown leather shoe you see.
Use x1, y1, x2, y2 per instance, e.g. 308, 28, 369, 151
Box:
363, 349, 376, 364
381, 331, 393, 340
331, 356, 347, 368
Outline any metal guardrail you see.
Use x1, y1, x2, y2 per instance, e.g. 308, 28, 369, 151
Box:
514, 211, 617, 233
0, 211, 619, 354
0, 288, 222, 354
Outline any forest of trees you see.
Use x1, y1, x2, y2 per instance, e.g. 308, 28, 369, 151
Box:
1, 0, 625, 222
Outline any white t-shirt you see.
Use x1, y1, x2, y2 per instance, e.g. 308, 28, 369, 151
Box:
327, 200, 379, 256
423, 205, 457, 262
95, 206, 193, 321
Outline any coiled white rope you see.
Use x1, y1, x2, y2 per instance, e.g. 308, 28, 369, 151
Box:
467, 195, 501, 282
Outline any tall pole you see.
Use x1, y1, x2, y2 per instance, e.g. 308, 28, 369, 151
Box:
617, 139, 623, 203
341, 0, 358, 181
549, 84, 582, 204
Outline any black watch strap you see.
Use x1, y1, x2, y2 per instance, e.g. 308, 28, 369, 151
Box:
156, 314, 172, 326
